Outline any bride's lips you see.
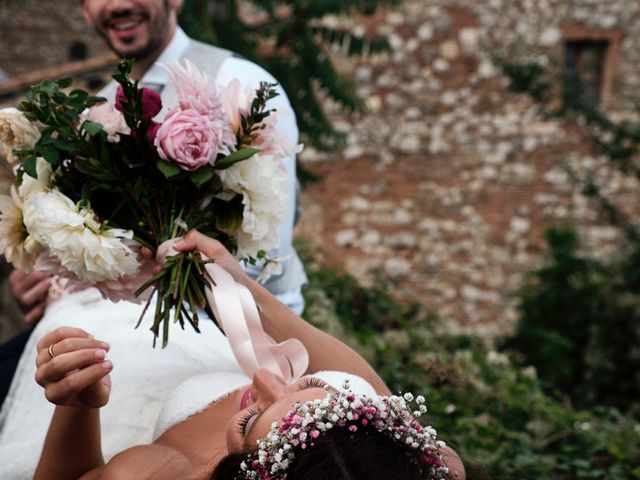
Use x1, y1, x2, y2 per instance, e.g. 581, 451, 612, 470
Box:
106, 14, 146, 41
240, 387, 252, 409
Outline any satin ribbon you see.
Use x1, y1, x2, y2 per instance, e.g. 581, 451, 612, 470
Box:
156, 239, 309, 383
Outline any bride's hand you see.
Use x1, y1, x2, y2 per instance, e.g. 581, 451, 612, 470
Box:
173, 230, 250, 285
35, 327, 112, 408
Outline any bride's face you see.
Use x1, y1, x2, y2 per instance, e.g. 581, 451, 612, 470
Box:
226, 369, 337, 453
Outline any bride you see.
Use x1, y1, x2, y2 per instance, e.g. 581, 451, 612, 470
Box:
16, 231, 465, 479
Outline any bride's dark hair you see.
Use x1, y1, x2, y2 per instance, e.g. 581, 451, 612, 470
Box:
211, 426, 442, 480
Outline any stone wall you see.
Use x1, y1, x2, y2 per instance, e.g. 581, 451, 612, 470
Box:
296, 0, 640, 336
0, 0, 109, 78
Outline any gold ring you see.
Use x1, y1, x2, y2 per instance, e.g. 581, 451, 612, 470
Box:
48, 344, 56, 359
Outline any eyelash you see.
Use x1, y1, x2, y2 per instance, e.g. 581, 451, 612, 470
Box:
236, 378, 327, 435
238, 406, 262, 435
297, 377, 327, 390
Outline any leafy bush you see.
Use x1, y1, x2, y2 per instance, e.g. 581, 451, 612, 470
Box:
301, 248, 640, 479
502, 225, 640, 413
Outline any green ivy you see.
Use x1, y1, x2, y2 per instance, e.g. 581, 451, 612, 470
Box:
301, 249, 640, 479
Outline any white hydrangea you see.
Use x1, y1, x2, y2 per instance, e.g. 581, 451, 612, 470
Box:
22, 190, 139, 282
217, 153, 286, 258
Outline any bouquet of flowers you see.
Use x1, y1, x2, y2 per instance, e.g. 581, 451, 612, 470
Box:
0, 60, 299, 346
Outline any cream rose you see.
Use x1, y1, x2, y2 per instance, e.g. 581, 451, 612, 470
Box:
0, 108, 41, 162
18, 157, 53, 200
217, 153, 286, 258
0, 187, 41, 270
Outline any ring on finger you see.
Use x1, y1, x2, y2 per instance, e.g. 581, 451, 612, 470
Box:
48, 343, 56, 359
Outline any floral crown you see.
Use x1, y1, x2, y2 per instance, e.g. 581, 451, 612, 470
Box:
239, 381, 449, 480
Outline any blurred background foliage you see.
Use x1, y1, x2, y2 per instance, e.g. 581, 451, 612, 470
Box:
495, 54, 640, 414
301, 244, 640, 479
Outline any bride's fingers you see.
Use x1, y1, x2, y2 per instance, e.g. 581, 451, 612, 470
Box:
174, 230, 225, 258
43, 361, 113, 405
36, 336, 109, 368
35, 348, 109, 385
36, 327, 93, 354
140, 246, 154, 260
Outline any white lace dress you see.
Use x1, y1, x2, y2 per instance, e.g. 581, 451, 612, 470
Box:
0, 289, 244, 479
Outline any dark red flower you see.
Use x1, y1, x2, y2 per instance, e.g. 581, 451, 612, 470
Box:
115, 85, 162, 120
146, 121, 161, 143
140, 88, 162, 120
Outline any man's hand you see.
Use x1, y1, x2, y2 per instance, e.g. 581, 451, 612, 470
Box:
9, 269, 52, 325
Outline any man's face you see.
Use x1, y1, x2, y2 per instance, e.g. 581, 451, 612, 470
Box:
81, 0, 180, 61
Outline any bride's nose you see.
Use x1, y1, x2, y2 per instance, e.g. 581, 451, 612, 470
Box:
251, 368, 289, 404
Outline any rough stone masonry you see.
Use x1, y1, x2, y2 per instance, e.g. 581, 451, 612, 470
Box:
296, 0, 640, 336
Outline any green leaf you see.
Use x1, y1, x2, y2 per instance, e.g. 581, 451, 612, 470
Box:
53, 138, 76, 152
57, 77, 73, 89
36, 145, 61, 166
37, 79, 58, 96
22, 154, 38, 178
189, 167, 214, 187
215, 147, 261, 170
86, 95, 107, 108
132, 176, 143, 199
156, 160, 181, 178
82, 120, 104, 136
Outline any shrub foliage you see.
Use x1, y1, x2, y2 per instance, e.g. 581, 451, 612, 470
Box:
301, 247, 640, 480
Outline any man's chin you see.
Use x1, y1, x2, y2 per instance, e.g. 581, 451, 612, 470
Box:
108, 42, 152, 61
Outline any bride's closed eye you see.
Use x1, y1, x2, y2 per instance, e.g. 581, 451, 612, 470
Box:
296, 377, 328, 391
237, 406, 263, 435
237, 378, 329, 437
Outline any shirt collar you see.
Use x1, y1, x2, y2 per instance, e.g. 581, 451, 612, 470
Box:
141, 27, 190, 86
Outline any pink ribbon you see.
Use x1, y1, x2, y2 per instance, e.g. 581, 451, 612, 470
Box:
157, 239, 309, 382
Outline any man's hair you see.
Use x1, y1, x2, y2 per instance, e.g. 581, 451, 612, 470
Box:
211, 426, 442, 479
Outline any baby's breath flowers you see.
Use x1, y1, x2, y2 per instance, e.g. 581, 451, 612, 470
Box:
240, 381, 448, 480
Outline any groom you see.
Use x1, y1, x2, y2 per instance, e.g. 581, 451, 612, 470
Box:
11, 0, 307, 320
1, 0, 307, 405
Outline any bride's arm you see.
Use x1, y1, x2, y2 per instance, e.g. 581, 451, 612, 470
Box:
34, 406, 104, 480
33, 327, 112, 480
33, 327, 200, 480
174, 231, 391, 395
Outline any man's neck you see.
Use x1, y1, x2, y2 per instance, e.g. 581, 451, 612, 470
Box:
130, 25, 178, 80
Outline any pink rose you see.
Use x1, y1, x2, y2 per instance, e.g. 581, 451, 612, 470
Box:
154, 108, 220, 171
115, 85, 162, 120
84, 102, 130, 143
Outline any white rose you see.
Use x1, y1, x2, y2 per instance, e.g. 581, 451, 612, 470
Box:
217, 153, 286, 258
22, 190, 139, 282
83, 102, 130, 143
18, 157, 53, 200
0, 108, 41, 162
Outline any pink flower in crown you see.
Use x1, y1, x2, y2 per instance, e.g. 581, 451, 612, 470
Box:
154, 108, 221, 172
115, 85, 162, 120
